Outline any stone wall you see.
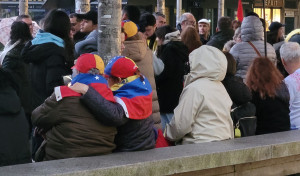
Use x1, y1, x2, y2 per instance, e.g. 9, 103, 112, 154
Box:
1, 130, 300, 176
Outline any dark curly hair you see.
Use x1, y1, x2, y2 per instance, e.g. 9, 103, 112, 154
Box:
9, 21, 32, 45
246, 57, 283, 98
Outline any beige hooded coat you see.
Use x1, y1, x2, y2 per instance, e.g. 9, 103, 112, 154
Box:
165, 45, 234, 144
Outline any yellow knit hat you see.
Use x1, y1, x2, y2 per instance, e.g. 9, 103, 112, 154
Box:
121, 20, 138, 39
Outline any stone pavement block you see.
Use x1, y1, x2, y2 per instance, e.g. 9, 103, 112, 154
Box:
1, 131, 300, 175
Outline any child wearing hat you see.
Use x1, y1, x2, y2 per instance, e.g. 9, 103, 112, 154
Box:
70, 56, 157, 151
31, 53, 117, 161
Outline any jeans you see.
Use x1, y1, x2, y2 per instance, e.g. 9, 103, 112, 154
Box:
161, 113, 174, 132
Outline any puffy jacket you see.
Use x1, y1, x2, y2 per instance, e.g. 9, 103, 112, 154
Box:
165, 45, 234, 144
81, 87, 156, 152
122, 39, 161, 129
230, 16, 276, 80
31, 92, 117, 161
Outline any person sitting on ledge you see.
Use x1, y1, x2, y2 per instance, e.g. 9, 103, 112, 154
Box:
31, 54, 117, 161
164, 45, 234, 144
70, 56, 157, 152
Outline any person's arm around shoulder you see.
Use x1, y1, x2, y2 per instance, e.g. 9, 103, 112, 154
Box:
70, 83, 128, 126
164, 85, 203, 142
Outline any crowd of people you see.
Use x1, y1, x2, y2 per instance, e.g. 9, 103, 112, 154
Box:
1, 5, 300, 167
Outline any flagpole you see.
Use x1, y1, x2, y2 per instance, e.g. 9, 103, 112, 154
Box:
263, 0, 267, 57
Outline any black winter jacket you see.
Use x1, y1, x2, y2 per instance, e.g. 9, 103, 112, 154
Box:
22, 41, 70, 110
2, 43, 32, 114
207, 29, 234, 50
155, 41, 189, 113
81, 87, 156, 152
222, 75, 252, 107
252, 83, 291, 135
0, 69, 31, 166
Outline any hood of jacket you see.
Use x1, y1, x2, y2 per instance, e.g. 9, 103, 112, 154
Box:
22, 40, 65, 64
241, 16, 264, 42
163, 30, 181, 44
123, 39, 148, 60
75, 30, 98, 56
32, 30, 64, 48
185, 45, 227, 86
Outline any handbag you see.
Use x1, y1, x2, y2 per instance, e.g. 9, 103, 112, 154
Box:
231, 102, 257, 137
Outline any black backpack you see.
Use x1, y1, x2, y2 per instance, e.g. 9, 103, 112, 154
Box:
231, 102, 257, 137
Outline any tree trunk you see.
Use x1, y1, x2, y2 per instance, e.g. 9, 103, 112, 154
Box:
98, 0, 122, 65
176, 0, 182, 25
19, 0, 28, 15
157, 0, 165, 15
75, 0, 90, 14
218, 0, 224, 19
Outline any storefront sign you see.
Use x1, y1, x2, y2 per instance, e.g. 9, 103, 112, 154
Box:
254, 0, 283, 8
285, 10, 295, 17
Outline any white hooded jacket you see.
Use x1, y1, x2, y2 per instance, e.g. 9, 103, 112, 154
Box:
165, 45, 234, 144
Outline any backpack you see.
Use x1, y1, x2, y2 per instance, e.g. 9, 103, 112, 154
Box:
231, 102, 257, 137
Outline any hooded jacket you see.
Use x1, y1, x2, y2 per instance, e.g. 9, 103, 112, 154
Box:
165, 45, 234, 144
230, 16, 276, 80
156, 31, 189, 113
0, 70, 31, 166
22, 31, 70, 111
75, 30, 98, 58
122, 38, 161, 129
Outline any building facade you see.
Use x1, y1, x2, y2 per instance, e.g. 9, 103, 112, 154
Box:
0, 0, 299, 34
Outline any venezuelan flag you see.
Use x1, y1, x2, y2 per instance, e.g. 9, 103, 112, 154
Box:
55, 73, 115, 102
111, 75, 153, 120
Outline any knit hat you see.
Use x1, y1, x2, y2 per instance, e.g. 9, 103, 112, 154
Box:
121, 20, 138, 39
269, 21, 285, 32
72, 53, 104, 74
104, 56, 138, 78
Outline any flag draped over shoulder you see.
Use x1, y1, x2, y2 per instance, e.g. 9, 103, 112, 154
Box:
111, 75, 153, 120
55, 73, 115, 103
237, 0, 244, 22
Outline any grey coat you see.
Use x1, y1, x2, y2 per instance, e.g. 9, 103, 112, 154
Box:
75, 30, 98, 58
229, 16, 276, 80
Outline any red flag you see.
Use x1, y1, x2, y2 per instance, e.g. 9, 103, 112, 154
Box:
237, 0, 244, 22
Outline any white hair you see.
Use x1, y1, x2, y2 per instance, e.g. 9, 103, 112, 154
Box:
179, 13, 193, 24
280, 42, 300, 63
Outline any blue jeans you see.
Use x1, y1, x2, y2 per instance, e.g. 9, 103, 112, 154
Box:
161, 113, 174, 132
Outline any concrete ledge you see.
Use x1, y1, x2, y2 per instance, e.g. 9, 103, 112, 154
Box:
1, 130, 300, 176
